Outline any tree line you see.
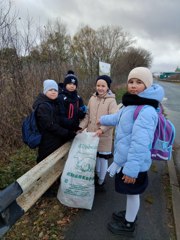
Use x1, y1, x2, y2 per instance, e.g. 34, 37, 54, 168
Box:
0, 0, 152, 161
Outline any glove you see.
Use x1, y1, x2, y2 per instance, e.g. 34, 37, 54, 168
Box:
79, 105, 88, 113
107, 162, 121, 177
68, 131, 76, 140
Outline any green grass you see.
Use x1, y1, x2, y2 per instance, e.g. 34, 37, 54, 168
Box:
0, 146, 37, 189
114, 86, 126, 103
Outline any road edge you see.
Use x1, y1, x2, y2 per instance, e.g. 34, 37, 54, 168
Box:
168, 156, 180, 240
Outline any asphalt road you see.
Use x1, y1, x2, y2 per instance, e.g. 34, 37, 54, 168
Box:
157, 80, 180, 184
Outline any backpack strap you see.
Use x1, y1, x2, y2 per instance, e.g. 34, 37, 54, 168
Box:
35, 102, 53, 124
134, 104, 162, 120
68, 103, 74, 119
36, 102, 52, 113
133, 105, 145, 120
76, 99, 79, 109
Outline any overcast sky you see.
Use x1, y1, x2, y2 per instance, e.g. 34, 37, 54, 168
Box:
14, 0, 180, 73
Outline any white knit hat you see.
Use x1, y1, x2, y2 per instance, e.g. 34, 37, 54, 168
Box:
127, 67, 153, 88
43, 79, 58, 94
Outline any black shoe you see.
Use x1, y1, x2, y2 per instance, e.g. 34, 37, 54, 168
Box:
43, 187, 56, 198
107, 220, 136, 236
112, 210, 138, 222
112, 210, 126, 221
95, 173, 99, 185
95, 182, 106, 192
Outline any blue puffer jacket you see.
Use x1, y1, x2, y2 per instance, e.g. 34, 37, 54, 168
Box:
100, 84, 164, 178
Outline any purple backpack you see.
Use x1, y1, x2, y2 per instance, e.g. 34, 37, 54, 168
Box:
134, 105, 175, 161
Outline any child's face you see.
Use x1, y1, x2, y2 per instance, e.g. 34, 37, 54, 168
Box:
96, 80, 108, 96
127, 78, 146, 94
45, 89, 58, 100
66, 83, 77, 92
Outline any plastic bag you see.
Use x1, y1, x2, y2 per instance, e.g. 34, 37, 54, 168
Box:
57, 132, 99, 210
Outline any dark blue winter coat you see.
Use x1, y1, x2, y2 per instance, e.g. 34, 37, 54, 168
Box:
33, 93, 75, 162
58, 88, 86, 131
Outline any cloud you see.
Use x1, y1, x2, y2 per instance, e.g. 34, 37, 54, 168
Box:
13, 0, 180, 72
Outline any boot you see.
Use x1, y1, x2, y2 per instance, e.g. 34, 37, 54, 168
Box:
107, 219, 136, 236
112, 210, 126, 221
95, 182, 106, 192
94, 173, 99, 185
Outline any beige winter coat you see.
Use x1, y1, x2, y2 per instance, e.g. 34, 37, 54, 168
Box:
79, 90, 119, 152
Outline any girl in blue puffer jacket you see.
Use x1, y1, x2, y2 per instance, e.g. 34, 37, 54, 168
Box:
99, 67, 164, 236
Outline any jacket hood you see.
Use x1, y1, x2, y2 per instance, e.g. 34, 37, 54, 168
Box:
93, 89, 116, 99
138, 84, 164, 102
32, 93, 56, 109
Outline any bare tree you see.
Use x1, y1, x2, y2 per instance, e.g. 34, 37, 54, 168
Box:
124, 47, 152, 69
0, 0, 14, 29
112, 47, 152, 84
71, 25, 134, 85
96, 26, 134, 66
71, 25, 98, 81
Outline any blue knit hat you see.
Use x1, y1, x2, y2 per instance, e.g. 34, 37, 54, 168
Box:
43, 79, 58, 94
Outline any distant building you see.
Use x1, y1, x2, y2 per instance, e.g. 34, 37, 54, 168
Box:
160, 71, 180, 79
175, 66, 180, 72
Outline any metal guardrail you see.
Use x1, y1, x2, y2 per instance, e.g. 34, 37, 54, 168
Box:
0, 142, 71, 237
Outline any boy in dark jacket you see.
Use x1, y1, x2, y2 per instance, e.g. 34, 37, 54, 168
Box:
58, 70, 87, 131
33, 79, 76, 163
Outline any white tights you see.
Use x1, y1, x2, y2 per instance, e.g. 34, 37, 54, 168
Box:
125, 194, 140, 222
96, 157, 108, 184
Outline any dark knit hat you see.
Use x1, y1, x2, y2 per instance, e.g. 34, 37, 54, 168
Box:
96, 75, 112, 89
64, 70, 78, 87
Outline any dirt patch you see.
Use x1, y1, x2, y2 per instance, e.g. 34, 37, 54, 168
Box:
2, 196, 79, 240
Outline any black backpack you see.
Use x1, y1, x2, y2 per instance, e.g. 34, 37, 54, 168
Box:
22, 102, 51, 149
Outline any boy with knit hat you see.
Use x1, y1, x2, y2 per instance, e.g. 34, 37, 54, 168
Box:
58, 70, 87, 131
63, 70, 78, 87
99, 67, 164, 236
33, 79, 76, 163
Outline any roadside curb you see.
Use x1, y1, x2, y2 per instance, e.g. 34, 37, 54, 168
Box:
168, 157, 180, 240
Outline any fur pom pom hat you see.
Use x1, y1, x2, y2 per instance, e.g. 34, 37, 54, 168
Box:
64, 70, 78, 87
127, 67, 153, 88
43, 79, 58, 94
96, 75, 112, 89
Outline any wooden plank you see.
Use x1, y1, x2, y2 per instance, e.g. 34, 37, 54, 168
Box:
17, 142, 71, 193
17, 155, 66, 212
